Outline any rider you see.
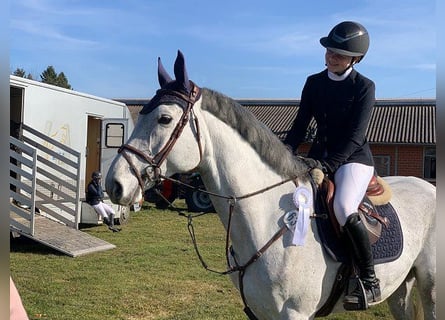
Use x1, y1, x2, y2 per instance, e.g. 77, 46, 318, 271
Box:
86, 171, 120, 232
283, 21, 380, 309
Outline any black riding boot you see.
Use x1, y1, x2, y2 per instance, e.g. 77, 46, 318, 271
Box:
107, 214, 121, 232
343, 213, 381, 310
108, 214, 115, 227
103, 216, 110, 226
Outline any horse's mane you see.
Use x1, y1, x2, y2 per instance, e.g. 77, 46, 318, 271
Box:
200, 88, 311, 180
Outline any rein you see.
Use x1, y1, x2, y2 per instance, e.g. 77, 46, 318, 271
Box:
160, 173, 299, 274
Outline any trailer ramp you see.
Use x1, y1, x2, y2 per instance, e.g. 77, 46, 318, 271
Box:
28, 216, 115, 257
10, 132, 115, 257
11, 211, 115, 257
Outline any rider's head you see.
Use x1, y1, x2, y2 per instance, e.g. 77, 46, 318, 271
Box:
320, 21, 369, 73
92, 171, 102, 181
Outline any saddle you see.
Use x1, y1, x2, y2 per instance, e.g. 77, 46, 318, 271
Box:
320, 175, 390, 244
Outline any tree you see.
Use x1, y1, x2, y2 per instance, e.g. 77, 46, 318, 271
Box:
13, 68, 26, 77
56, 72, 72, 90
40, 66, 58, 85
13, 68, 33, 80
12, 66, 72, 89
40, 66, 72, 89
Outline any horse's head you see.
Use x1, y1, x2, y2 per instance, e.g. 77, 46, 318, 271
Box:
106, 51, 203, 205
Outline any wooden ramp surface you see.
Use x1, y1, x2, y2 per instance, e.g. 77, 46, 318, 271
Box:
14, 215, 115, 257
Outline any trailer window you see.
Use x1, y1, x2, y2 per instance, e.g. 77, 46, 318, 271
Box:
105, 123, 124, 147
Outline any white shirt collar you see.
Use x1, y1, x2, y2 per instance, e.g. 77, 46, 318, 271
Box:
328, 67, 353, 81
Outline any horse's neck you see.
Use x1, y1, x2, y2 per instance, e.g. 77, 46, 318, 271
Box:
198, 112, 301, 252
201, 112, 284, 196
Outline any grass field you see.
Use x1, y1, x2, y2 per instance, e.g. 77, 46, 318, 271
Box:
11, 201, 392, 319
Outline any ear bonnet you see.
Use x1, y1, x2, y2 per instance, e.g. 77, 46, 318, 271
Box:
140, 50, 200, 114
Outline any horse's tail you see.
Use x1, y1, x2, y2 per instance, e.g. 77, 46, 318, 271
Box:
387, 272, 427, 319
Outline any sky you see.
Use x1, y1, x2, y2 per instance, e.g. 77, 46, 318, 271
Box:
10, 0, 436, 100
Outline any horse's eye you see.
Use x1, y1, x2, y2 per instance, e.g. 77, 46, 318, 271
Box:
158, 115, 172, 125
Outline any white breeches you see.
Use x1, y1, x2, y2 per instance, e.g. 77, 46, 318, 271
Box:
333, 163, 374, 226
92, 202, 115, 219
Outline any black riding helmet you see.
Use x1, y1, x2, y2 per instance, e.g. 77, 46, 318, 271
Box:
320, 21, 369, 62
92, 171, 102, 180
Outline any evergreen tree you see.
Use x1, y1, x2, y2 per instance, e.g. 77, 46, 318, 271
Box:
13, 66, 72, 89
40, 66, 72, 89
56, 72, 72, 89
13, 68, 26, 77
40, 66, 58, 85
13, 68, 33, 79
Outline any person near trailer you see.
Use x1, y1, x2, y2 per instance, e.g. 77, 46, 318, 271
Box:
86, 171, 121, 232
283, 21, 380, 309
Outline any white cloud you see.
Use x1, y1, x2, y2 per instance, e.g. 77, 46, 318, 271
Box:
11, 19, 100, 48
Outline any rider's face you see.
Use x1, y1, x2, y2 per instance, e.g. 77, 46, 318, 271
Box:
325, 49, 354, 74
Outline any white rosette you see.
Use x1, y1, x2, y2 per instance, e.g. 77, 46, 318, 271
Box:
290, 186, 312, 246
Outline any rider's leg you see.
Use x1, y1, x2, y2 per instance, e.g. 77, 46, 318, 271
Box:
333, 163, 380, 307
92, 203, 110, 225
343, 213, 381, 306
103, 202, 120, 232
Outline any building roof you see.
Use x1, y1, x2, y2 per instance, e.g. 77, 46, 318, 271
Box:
367, 102, 436, 144
115, 98, 436, 145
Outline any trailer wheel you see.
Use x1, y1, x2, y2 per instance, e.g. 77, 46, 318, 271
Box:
115, 205, 130, 225
184, 184, 214, 213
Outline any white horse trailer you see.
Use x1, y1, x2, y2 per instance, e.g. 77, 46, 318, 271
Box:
10, 76, 135, 252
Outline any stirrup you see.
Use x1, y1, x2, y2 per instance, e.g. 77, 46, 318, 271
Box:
343, 278, 368, 311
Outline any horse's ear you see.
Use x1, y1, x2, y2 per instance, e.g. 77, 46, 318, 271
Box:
173, 50, 190, 93
158, 57, 172, 88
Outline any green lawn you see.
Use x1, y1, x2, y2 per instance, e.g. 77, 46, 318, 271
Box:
11, 201, 392, 319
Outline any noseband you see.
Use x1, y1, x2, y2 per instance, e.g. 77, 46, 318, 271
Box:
118, 83, 202, 193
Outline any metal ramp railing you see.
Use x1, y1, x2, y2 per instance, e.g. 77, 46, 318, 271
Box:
9, 136, 37, 235
10, 123, 82, 233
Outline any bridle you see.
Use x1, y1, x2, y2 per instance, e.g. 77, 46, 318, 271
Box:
118, 82, 202, 193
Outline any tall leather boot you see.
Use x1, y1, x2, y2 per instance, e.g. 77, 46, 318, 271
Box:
343, 213, 381, 310
107, 213, 121, 232
108, 213, 115, 227
103, 216, 110, 227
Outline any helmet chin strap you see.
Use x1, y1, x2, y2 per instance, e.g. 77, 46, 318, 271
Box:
334, 69, 349, 76
334, 57, 356, 76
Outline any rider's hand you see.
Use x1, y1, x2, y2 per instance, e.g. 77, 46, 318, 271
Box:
297, 156, 328, 185
310, 168, 324, 185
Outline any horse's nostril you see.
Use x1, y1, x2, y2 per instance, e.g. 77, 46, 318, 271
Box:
113, 182, 123, 199
106, 179, 122, 202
